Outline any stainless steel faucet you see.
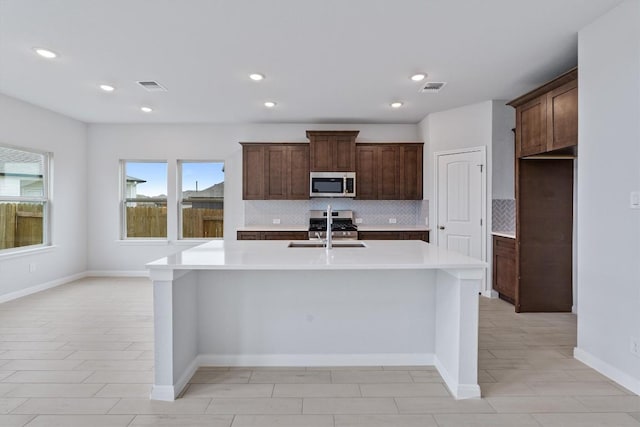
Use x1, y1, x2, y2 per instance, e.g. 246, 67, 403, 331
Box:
326, 204, 332, 250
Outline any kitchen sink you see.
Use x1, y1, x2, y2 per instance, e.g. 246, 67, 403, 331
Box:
288, 241, 367, 248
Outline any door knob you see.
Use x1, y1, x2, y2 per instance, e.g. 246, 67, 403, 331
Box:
438, 225, 445, 230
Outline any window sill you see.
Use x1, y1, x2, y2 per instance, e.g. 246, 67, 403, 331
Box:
172, 239, 219, 246
116, 240, 170, 246
0, 245, 57, 260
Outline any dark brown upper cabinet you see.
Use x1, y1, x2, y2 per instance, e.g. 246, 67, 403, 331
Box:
241, 143, 309, 200
355, 143, 423, 200
306, 130, 358, 172
509, 68, 577, 158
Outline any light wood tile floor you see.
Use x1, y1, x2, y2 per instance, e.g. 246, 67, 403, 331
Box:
0, 277, 639, 426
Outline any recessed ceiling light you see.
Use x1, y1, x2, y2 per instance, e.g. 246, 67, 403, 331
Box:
264, 101, 276, 108
410, 73, 427, 82
250, 73, 265, 81
140, 106, 153, 113
390, 102, 403, 108
34, 48, 57, 59
99, 84, 115, 92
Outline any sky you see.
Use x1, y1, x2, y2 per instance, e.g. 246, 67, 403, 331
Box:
126, 162, 224, 198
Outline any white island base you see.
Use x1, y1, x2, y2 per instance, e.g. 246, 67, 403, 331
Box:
147, 240, 485, 401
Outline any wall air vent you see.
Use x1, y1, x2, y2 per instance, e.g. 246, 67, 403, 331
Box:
137, 81, 167, 92
419, 82, 447, 93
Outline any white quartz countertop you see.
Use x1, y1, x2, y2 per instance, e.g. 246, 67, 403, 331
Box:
237, 225, 309, 232
492, 231, 516, 239
237, 225, 430, 232
147, 240, 486, 271
358, 225, 430, 231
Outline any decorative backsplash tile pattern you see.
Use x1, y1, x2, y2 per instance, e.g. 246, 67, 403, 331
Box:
245, 200, 426, 226
492, 199, 515, 232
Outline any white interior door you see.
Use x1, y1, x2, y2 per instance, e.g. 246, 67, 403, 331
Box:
436, 150, 484, 260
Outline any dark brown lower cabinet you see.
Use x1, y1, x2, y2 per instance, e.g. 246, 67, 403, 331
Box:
492, 236, 516, 303
516, 159, 574, 313
237, 231, 308, 240
358, 230, 429, 242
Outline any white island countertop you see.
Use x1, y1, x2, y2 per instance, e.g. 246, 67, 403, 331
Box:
147, 240, 485, 271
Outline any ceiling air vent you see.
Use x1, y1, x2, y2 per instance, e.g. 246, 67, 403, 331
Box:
137, 81, 167, 92
419, 82, 447, 93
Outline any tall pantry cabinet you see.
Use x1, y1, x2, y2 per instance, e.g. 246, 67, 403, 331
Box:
507, 68, 577, 313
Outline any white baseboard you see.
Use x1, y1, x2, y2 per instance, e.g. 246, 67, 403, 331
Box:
574, 347, 640, 396
86, 270, 149, 278
197, 353, 434, 367
149, 385, 177, 401
0, 271, 87, 303
481, 290, 499, 298
434, 356, 481, 400
151, 352, 436, 401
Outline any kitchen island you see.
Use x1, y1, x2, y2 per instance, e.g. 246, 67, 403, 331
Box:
147, 240, 485, 401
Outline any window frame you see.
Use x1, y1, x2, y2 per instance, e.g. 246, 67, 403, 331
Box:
120, 160, 168, 240
0, 144, 51, 254
177, 159, 225, 240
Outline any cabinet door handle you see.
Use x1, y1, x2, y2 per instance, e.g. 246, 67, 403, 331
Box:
438, 225, 445, 230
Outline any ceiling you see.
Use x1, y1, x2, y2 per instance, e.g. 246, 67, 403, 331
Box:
0, 0, 623, 124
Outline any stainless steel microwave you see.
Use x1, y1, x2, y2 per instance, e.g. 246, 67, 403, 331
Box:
310, 172, 356, 198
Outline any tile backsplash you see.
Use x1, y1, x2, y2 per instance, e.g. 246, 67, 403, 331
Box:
245, 199, 429, 226
492, 199, 515, 232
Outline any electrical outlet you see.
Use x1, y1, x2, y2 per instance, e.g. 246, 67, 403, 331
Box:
272, 218, 281, 224
355, 218, 363, 224
389, 218, 397, 224
631, 337, 640, 357
29, 263, 36, 273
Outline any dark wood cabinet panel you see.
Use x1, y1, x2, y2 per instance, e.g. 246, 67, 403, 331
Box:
358, 231, 402, 240
265, 146, 287, 199
400, 144, 423, 200
516, 159, 574, 313
403, 231, 429, 242
237, 231, 308, 240
237, 231, 261, 240
241, 143, 309, 200
262, 231, 308, 240
516, 96, 547, 157
358, 230, 429, 242
242, 145, 265, 200
509, 68, 577, 158
547, 80, 578, 152
355, 145, 377, 199
379, 145, 401, 199
356, 143, 423, 200
288, 145, 310, 199
307, 131, 358, 172
492, 236, 516, 302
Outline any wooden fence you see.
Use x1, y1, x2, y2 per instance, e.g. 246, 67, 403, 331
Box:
0, 203, 44, 250
126, 205, 223, 238
0, 205, 223, 248
182, 207, 224, 238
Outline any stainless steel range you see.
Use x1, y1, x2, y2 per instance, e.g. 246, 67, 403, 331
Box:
308, 210, 358, 240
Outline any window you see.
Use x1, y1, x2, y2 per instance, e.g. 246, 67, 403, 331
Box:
121, 161, 167, 238
179, 161, 224, 239
0, 145, 50, 252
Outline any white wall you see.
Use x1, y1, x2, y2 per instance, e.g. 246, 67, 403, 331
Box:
419, 101, 494, 294
491, 101, 515, 200
0, 93, 87, 299
87, 123, 419, 272
575, 0, 640, 394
